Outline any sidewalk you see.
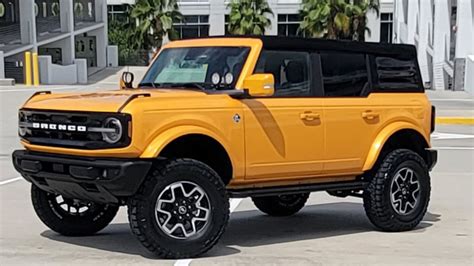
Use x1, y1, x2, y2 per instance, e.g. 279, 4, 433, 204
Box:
427, 90, 474, 125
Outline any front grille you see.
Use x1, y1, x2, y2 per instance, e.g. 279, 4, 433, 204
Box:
19, 109, 131, 149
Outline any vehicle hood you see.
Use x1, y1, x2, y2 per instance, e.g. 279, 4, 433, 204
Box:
22, 89, 208, 113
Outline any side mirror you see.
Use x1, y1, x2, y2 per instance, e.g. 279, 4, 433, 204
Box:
120, 71, 134, 89
242, 74, 274, 97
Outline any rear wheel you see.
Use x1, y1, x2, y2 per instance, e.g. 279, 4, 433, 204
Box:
31, 185, 119, 236
363, 149, 431, 231
252, 193, 309, 216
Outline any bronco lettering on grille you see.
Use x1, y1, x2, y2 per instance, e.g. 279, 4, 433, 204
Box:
32, 123, 87, 132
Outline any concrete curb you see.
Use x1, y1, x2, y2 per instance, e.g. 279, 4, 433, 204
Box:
436, 117, 474, 125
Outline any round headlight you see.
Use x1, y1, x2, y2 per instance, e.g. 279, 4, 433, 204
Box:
18, 126, 27, 137
18, 112, 27, 137
102, 117, 122, 144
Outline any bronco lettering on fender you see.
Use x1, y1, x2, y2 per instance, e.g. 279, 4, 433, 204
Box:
13, 36, 437, 259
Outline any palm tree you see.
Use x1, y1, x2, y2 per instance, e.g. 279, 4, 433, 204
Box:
299, 0, 379, 41
130, 0, 182, 50
227, 0, 273, 35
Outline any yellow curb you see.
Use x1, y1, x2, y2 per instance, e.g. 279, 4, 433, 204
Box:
436, 117, 474, 125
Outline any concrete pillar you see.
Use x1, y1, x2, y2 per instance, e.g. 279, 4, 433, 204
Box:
209, 0, 225, 36
365, 10, 380, 42
455, 0, 474, 59
19, 0, 36, 45
266, 0, 278, 35
0, 51, 5, 79
417, 0, 433, 85
95, 0, 105, 22
90, 27, 107, 68
74, 58, 88, 84
60, 0, 74, 33
107, 45, 118, 67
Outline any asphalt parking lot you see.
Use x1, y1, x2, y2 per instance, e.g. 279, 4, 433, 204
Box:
0, 83, 473, 265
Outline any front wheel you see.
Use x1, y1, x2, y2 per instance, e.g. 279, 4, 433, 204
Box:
252, 193, 309, 216
128, 159, 229, 259
31, 185, 119, 236
363, 149, 431, 232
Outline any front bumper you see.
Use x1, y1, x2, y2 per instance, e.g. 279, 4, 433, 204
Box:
12, 150, 152, 204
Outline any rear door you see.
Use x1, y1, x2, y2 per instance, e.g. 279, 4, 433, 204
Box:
319, 51, 382, 174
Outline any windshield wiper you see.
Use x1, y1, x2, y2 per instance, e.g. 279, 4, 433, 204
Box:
138, 82, 158, 88
157, 83, 207, 91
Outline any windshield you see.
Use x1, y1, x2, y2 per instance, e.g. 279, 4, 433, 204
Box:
140, 47, 250, 90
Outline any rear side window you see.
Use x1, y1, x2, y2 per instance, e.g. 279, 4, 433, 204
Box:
320, 52, 369, 97
254, 50, 311, 97
374, 56, 422, 91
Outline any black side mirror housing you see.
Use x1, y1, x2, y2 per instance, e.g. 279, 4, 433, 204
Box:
120, 71, 135, 89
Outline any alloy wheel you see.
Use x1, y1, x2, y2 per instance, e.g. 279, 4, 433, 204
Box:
390, 167, 421, 215
155, 181, 211, 239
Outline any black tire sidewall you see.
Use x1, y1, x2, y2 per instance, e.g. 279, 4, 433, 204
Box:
31, 185, 119, 236
131, 159, 229, 256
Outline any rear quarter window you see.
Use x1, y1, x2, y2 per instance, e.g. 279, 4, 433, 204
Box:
374, 56, 423, 92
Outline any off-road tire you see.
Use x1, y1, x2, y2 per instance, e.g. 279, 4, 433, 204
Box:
31, 185, 119, 236
127, 158, 229, 259
363, 149, 431, 232
252, 193, 310, 216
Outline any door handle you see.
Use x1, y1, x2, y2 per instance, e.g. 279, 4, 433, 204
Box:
300, 112, 320, 121
362, 110, 379, 120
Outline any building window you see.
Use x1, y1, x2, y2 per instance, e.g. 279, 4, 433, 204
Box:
173, 15, 209, 39
380, 13, 393, 43
277, 14, 302, 37
108, 4, 129, 23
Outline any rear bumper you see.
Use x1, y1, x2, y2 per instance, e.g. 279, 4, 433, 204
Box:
426, 149, 438, 171
12, 150, 152, 204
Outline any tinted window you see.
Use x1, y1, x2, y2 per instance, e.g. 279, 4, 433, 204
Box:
320, 52, 369, 97
254, 50, 311, 96
375, 56, 422, 91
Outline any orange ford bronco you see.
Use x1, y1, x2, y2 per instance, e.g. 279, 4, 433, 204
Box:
13, 36, 437, 258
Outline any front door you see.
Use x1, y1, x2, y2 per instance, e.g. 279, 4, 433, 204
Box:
243, 50, 324, 180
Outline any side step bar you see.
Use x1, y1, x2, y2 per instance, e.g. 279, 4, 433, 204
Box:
227, 181, 367, 198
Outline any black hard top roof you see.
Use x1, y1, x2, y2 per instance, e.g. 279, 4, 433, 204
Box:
203, 35, 417, 59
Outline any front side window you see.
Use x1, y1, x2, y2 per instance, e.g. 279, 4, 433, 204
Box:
254, 50, 311, 96
140, 47, 250, 89
320, 52, 369, 97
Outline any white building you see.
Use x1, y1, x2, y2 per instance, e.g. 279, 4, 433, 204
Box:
393, 0, 474, 92
0, 0, 117, 85
107, 0, 394, 42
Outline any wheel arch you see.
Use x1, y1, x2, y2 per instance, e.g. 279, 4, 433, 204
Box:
140, 126, 234, 185
363, 122, 430, 172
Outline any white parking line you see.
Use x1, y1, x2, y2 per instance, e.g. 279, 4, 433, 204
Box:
0, 177, 23, 186
431, 132, 474, 140
432, 146, 474, 150
173, 198, 243, 266
430, 99, 474, 102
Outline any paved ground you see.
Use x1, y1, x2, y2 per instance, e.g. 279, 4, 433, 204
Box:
0, 71, 473, 265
